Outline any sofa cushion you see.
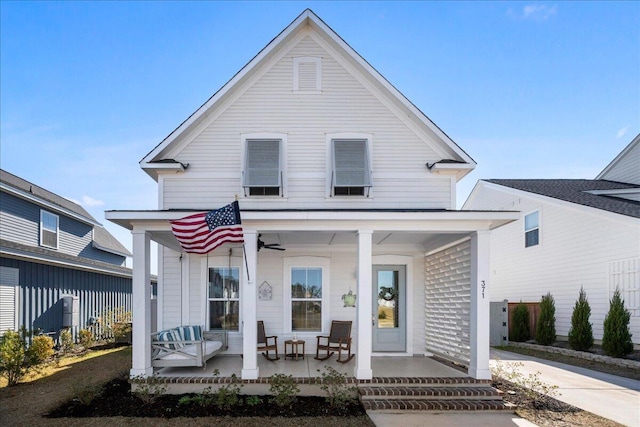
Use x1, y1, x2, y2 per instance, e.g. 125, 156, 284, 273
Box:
176, 325, 202, 342
157, 329, 182, 349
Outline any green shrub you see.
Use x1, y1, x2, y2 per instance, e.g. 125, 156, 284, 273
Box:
511, 301, 530, 342
602, 288, 633, 358
30, 334, 55, 364
269, 373, 299, 407
568, 287, 594, 351
536, 292, 556, 345
214, 374, 243, 409
130, 373, 168, 404
0, 328, 55, 386
59, 328, 74, 354
318, 366, 357, 408
78, 329, 94, 350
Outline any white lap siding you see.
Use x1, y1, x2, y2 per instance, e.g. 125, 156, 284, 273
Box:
424, 241, 471, 364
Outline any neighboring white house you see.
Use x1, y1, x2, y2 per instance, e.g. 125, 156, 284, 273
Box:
106, 9, 517, 381
463, 134, 640, 345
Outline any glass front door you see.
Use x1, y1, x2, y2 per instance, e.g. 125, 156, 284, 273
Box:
372, 265, 406, 352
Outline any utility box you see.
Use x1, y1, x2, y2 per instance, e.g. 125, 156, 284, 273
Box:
62, 295, 79, 328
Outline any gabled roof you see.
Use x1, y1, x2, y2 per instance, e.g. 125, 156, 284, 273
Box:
140, 8, 475, 180
596, 133, 640, 180
0, 169, 131, 257
484, 179, 640, 219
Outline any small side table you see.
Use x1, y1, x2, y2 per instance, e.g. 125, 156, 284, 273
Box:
284, 340, 305, 360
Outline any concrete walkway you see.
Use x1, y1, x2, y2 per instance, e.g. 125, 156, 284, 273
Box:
369, 349, 640, 427
491, 348, 640, 427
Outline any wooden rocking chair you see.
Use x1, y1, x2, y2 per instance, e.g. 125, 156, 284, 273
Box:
315, 320, 354, 363
257, 321, 279, 361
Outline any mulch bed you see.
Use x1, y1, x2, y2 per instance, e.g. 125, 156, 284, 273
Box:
45, 377, 366, 419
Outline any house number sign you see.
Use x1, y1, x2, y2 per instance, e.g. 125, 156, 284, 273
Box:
481, 281, 486, 299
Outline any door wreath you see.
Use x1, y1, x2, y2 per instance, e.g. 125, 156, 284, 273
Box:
378, 286, 398, 301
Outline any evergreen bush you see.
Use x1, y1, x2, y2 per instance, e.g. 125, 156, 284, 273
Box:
536, 292, 556, 345
602, 288, 633, 358
568, 287, 594, 351
511, 301, 530, 342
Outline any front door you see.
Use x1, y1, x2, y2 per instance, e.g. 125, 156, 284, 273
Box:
372, 265, 406, 352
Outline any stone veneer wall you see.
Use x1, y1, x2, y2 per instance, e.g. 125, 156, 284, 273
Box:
424, 240, 471, 364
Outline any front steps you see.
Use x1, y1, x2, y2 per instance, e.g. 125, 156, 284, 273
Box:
358, 377, 511, 411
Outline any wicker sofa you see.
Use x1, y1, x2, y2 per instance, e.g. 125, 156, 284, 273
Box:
151, 326, 227, 368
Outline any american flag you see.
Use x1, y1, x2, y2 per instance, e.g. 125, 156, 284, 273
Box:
170, 201, 244, 254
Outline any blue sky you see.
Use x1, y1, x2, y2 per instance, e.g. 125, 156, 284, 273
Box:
2, 1, 639, 260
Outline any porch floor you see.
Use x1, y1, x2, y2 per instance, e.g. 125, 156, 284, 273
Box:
155, 354, 469, 379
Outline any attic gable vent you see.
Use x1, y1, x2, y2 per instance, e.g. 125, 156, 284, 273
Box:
293, 57, 321, 92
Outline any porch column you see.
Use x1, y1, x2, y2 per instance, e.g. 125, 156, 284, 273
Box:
131, 227, 152, 377
241, 230, 259, 380
469, 230, 491, 380
355, 229, 373, 380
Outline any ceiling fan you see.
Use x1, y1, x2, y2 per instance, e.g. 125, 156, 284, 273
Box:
257, 234, 285, 251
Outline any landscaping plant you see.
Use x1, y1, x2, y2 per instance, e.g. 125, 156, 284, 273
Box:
602, 287, 633, 358
511, 301, 530, 342
59, 328, 74, 354
269, 373, 299, 407
318, 366, 357, 408
568, 286, 594, 351
536, 292, 556, 345
78, 328, 94, 350
0, 328, 54, 386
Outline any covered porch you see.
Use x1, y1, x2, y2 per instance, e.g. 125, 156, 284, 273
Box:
106, 209, 518, 383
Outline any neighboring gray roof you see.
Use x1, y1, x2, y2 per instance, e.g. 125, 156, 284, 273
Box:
1, 169, 96, 223
486, 179, 640, 219
93, 226, 131, 257
0, 169, 132, 257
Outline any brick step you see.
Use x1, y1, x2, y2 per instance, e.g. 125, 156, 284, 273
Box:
361, 398, 511, 412
359, 377, 493, 387
359, 386, 502, 400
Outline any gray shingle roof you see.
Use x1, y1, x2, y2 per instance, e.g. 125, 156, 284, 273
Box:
1, 169, 131, 257
486, 179, 640, 219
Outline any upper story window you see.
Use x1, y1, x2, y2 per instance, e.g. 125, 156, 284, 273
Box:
331, 138, 372, 197
524, 211, 539, 248
293, 57, 321, 92
242, 135, 286, 197
40, 210, 59, 249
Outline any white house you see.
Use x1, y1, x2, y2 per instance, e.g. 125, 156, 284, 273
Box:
463, 134, 640, 345
106, 9, 517, 381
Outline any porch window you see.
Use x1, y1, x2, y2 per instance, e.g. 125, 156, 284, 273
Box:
331, 139, 372, 197
524, 211, 539, 248
242, 136, 285, 197
291, 267, 323, 331
208, 267, 240, 331
40, 210, 59, 249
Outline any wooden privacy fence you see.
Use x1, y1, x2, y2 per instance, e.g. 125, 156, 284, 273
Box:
508, 302, 540, 341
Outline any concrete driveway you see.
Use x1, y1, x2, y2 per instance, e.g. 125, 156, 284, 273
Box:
491, 348, 640, 427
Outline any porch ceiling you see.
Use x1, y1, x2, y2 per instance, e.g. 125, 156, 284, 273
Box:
147, 229, 470, 254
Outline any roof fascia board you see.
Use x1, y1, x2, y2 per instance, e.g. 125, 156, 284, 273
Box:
478, 180, 640, 225
586, 188, 640, 195
596, 133, 640, 179
1, 183, 100, 227
91, 241, 131, 258
306, 14, 476, 167
106, 209, 518, 231
140, 10, 313, 170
